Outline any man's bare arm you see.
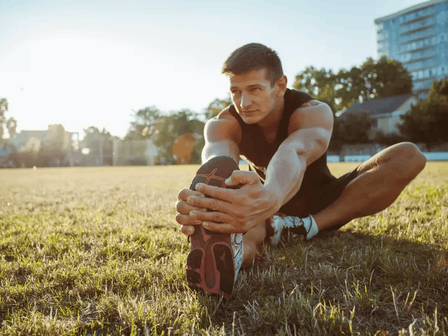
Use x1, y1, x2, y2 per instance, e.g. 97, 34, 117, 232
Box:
184, 100, 334, 234
175, 109, 241, 235
263, 101, 334, 207
201, 112, 241, 164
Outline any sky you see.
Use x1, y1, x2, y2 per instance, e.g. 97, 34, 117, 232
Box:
0, 0, 426, 139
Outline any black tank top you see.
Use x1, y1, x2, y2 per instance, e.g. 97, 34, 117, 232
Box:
228, 88, 335, 202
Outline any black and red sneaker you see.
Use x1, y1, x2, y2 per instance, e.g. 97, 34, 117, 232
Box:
186, 156, 241, 298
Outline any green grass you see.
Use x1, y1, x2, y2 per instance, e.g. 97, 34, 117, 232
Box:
0, 163, 447, 335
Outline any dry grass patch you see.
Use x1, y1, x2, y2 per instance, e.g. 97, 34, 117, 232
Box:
0, 163, 447, 335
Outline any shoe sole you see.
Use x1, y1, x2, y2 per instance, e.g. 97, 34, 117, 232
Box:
186, 156, 239, 298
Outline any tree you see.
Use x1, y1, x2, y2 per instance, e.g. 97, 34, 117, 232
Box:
334, 66, 366, 110
125, 106, 161, 140
293, 67, 339, 113
362, 56, 413, 98
83, 126, 113, 165
203, 95, 232, 119
399, 77, 448, 150
293, 56, 413, 112
294, 56, 413, 149
335, 111, 374, 145
371, 129, 405, 147
327, 117, 345, 151
0, 98, 19, 142
39, 124, 67, 166
6, 118, 17, 139
153, 109, 205, 164
0, 98, 9, 141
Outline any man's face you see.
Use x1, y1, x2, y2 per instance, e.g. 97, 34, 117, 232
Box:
229, 68, 281, 125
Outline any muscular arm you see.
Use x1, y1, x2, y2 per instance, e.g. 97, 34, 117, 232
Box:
264, 100, 334, 207
201, 109, 241, 164
179, 100, 334, 234
175, 108, 241, 235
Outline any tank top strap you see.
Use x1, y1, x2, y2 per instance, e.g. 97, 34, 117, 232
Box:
276, 89, 314, 143
228, 105, 245, 128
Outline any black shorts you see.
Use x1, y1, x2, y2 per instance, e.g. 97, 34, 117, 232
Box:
278, 164, 362, 230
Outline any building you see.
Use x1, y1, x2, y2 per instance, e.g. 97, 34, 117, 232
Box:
11, 127, 76, 153
375, 0, 448, 99
344, 93, 418, 135
10, 126, 80, 166
0, 143, 16, 167
11, 130, 48, 151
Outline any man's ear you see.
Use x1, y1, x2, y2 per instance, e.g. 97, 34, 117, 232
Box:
276, 75, 287, 97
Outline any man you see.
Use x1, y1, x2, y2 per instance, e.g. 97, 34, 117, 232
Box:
175, 43, 426, 298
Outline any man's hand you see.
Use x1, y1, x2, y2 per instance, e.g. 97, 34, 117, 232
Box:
175, 189, 207, 236
185, 170, 281, 234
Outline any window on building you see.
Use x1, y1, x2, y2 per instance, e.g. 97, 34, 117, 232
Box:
372, 118, 379, 129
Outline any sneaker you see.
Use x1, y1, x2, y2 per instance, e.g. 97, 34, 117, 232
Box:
267, 213, 318, 247
186, 156, 243, 298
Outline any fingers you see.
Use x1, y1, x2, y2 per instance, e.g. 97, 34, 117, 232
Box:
176, 189, 202, 237
224, 170, 259, 187
176, 192, 207, 226
186, 195, 232, 213
175, 213, 202, 226
189, 210, 233, 224
202, 222, 241, 234
177, 188, 203, 201
176, 199, 205, 215
181, 225, 195, 236
193, 183, 235, 202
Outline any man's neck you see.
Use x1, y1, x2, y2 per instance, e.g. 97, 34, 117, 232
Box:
257, 98, 285, 133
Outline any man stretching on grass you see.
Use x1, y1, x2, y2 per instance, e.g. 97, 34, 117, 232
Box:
175, 43, 427, 298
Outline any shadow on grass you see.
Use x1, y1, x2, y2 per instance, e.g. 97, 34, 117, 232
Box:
196, 230, 448, 335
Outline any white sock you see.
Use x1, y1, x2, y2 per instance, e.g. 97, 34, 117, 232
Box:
231, 233, 244, 281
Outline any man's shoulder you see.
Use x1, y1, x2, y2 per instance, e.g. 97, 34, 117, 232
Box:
286, 88, 314, 105
205, 106, 242, 143
215, 105, 235, 120
207, 105, 239, 126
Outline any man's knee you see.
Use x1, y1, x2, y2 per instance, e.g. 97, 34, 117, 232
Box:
390, 142, 426, 181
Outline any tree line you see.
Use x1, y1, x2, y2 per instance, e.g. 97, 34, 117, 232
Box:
1, 55, 447, 167
293, 56, 447, 151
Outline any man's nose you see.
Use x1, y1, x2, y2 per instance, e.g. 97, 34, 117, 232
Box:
240, 92, 252, 109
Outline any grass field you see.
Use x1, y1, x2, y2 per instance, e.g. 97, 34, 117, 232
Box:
0, 162, 447, 335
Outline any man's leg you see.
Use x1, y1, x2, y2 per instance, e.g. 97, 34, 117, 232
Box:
241, 221, 266, 268
313, 142, 426, 230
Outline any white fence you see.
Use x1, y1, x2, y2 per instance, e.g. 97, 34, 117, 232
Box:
327, 152, 448, 163
112, 139, 156, 166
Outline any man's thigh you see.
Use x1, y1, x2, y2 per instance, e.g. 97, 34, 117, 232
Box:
354, 142, 415, 175
279, 164, 362, 229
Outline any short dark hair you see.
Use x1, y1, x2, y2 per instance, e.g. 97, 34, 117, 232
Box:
222, 43, 284, 87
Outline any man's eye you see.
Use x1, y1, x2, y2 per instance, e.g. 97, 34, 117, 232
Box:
232, 91, 240, 95
251, 87, 260, 92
